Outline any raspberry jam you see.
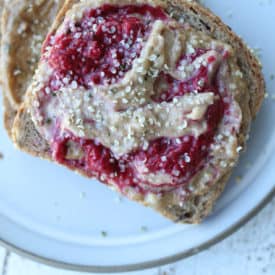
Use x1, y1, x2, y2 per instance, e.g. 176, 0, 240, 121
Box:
42, 4, 228, 194
44, 4, 167, 88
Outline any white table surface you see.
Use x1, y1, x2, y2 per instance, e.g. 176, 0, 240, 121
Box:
0, 197, 274, 275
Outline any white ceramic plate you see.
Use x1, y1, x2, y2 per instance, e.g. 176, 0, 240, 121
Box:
0, 0, 275, 272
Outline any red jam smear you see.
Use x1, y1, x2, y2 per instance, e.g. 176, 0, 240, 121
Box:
44, 4, 167, 88
42, 5, 228, 193
153, 49, 213, 103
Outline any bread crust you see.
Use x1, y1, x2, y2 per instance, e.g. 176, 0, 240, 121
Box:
0, 0, 3, 45
0, 0, 64, 137
12, 0, 265, 223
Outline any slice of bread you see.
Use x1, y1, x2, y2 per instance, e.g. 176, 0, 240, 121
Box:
0, 0, 64, 137
0, 1, 14, 135
0, 1, 3, 41
12, 0, 265, 223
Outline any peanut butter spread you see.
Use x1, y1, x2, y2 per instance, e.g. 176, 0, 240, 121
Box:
28, 0, 245, 192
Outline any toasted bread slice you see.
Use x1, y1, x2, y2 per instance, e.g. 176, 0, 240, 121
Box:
0, 1, 13, 134
12, 0, 265, 223
0, 0, 3, 41
0, 0, 64, 136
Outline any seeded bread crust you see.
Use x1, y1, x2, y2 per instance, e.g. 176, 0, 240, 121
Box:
12, 0, 265, 223
0, 0, 64, 137
0, 0, 3, 50
0, 1, 14, 137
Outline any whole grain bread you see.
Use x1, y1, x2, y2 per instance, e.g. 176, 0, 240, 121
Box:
0, 0, 3, 45
0, 0, 3, 44
0, 1, 14, 135
12, 0, 265, 223
0, 0, 64, 137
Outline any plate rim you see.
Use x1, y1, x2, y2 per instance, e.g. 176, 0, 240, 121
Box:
0, 186, 274, 273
